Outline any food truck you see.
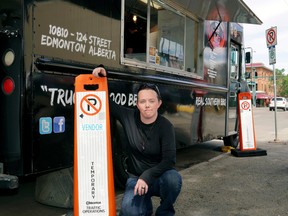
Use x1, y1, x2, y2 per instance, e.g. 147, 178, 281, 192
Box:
0, 0, 262, 190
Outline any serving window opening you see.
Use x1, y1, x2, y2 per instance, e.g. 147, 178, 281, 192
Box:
122, 0, 203, 78
124, 6, 147, 61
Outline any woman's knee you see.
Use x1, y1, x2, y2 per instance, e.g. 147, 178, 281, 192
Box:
161, 169, 182, 193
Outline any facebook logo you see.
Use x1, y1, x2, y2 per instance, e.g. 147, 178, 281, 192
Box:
53, 116, 65, 133
39, 117, 52, 135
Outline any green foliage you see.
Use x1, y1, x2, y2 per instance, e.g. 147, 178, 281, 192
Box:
275, 68, 285, 76
275, 68, 288, 97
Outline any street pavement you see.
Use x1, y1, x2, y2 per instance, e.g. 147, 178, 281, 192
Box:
1, 107, 288, 216
171, 107, 288, 216
116, 107, 288, 215
173, 141, 288, 216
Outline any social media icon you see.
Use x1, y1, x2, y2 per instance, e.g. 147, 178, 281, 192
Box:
53, 116, 65, 133
39, 117, 52, 134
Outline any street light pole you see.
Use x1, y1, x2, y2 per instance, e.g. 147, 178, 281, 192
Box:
253, 68, 257, 107
245, 47, 256, 106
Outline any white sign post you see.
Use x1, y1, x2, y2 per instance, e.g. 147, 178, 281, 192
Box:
231, 92, 267, 157
238, 93, 256, 151
266, 27, 279, 142
74, 75, 116, 216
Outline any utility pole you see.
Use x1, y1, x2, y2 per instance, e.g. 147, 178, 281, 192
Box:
245, 47, 256, 106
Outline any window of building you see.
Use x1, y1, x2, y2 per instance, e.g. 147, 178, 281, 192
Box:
122, 0, 202, 77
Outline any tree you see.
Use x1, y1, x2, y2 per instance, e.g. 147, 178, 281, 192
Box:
275, 68, 288, 97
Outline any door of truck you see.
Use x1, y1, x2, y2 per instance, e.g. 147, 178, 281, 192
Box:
226, 42, 241, 144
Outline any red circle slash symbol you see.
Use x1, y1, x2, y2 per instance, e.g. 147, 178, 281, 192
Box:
241, 101, 250, 110
80, 94, 102, 116
267, 29, 275, 45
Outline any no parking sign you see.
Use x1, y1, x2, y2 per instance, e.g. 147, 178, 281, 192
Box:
74, 74, 116, 216
266, 27, 277, 65
266, 27, 277, 48
238, 92, 256, 151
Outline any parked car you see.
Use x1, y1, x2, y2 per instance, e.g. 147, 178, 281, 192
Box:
269, 97, 288, 111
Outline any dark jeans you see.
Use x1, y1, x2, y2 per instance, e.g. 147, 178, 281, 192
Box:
121, 169, 182, 216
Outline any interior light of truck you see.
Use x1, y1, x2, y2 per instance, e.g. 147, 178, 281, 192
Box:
2, 77, 15, 95
3, 49, 15, 67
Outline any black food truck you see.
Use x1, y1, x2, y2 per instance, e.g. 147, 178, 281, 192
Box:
0, 0, 261, 194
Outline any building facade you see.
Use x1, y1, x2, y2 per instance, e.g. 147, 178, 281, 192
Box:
245, 63, 273, 107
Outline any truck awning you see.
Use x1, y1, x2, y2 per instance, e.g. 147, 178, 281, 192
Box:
164, 0, 262, 24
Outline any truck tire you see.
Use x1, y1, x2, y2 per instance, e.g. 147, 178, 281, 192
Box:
223, 134, 239, 148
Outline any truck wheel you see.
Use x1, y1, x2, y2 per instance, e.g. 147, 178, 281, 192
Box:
223, 134, 239, 148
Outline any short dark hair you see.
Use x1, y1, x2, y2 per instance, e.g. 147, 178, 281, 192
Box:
137, 83, 161, 100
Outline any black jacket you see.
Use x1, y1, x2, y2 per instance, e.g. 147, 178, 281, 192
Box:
109, 99, 176, 185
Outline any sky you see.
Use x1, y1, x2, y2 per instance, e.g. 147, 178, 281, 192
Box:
243, 0, 288, 73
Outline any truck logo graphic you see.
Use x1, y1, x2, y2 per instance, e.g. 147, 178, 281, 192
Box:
39, 117, 52, 134
53, 116, 65, 133
39, 116, 65, 134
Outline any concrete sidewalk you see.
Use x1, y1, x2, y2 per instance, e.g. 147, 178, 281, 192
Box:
172, 141, 288, 216
115, 140, 288, 216
1, 139, 287, 216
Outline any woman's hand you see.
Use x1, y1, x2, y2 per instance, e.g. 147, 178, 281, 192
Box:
134, 178, 148, 196
92, 67, 107, 77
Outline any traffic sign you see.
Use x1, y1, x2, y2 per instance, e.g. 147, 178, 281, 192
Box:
74, 75, 116, 216
238, 92, 256, 151
241, 101, 250, 111
269, 45, 276, 65
80, 94, 102, 116
266, 27, 277, 47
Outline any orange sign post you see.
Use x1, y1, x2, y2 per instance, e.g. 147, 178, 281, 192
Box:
238, 92, 256, 151
231, 92, 267, 157
74, 74, 116, 216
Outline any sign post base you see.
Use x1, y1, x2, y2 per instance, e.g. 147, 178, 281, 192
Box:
231, 148, 267, 157
234, 92, 267, 157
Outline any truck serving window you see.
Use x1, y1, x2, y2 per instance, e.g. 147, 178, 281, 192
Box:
122, 0, 203, 78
